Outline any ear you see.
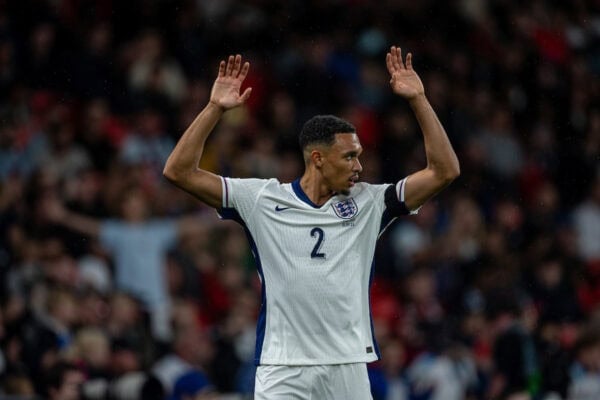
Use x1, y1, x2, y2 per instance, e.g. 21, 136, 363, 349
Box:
310, 150, 323, 168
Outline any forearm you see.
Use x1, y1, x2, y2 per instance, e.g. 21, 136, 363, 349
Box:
163, 102, 224, 182
60, 210, 100, 237
409, 94, 460, 180
163, 54, 250, 208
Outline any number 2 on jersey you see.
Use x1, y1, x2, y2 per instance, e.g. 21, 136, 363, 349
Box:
310, 227, 325, 258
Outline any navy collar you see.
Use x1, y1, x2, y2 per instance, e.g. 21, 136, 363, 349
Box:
292, 178, 322, 208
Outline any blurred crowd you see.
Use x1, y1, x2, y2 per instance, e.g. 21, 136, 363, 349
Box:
0, 0, 599, 399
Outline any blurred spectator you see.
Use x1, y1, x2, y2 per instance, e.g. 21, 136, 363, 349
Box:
42, 361, 85, 400
0, 110, 23, 182
0, 109, 47, 183
405, 344, 477, 400
535, 313, 574, 398
78, 98, 123, 171
110, 337, 144, 377
6, 285, 78, 391
152, 325, 215, 396
71, 22, 116, 100
33, 104, 92, 180
210, 288, 258, 395
0, 36, 16, 97
477, 106, 524, 183
528, 255, 582, 324
573, 174, 600, 262
37, 287, 79, 351
395, 266, 447, 367
367, 339, 409, 400
578, 260, 600, 316
106, 292, 146, 343
46, 186, 203, 342
171, 370, 217, 400
388, 201, 438, 276
21, 22, 62, 91
568, 325, 600, 400
66, 327, 112, 379
127, 29, 187, 107
119, 106, 175, 181
81, 372, 165, 400
486, 290, 540, 400
1, 372, 36, 398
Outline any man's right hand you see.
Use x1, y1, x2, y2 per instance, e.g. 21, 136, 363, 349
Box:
163, 54, 251, 209
209, 54, 252, 110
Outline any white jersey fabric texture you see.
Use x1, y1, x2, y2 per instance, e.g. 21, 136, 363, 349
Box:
219, 177, 414, 366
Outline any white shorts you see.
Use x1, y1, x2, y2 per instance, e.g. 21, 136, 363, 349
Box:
254, 363, 373, 400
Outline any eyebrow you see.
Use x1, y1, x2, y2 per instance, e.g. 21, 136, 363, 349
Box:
342, 149, 362, 158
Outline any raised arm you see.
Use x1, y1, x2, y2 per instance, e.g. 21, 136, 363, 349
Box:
163, 54, 252, 208
386, 46, 460, 210
45, 196, 101, 237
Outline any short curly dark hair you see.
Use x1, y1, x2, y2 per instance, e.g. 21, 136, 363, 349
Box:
299, 115, 356, 150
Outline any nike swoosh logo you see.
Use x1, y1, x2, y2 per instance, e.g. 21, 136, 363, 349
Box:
275, 205, 290, 212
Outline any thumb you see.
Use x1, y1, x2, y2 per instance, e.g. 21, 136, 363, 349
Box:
240, 87, 252, 102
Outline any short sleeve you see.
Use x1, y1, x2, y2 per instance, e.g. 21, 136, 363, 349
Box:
384, 177, 420, 217
219, 177, 272, 222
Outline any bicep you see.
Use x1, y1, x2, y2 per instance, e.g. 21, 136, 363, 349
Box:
165, 169, 223, 209
403, 168, 452, 211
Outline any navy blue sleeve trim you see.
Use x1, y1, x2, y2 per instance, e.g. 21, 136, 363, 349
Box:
218, 207, 245, 225
384, 184, 410, 217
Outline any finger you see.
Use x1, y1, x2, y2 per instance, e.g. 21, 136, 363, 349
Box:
238, 61, 250, 81
225, 55, 234, 76
218, 60, 226, 77
390, 46, 401, 71
386, 53, 395, 74
397, 47, 405, 69
240, 87, 252, 102
406, 52, 413, 70
232, 54, 242, 77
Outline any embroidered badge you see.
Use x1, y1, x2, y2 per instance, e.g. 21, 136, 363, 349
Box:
332, 198, 358, 219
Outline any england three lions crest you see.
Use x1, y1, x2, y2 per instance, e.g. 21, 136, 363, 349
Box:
332, 198, 358, 219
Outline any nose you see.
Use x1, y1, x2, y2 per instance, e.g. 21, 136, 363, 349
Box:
353, 158, 363, 173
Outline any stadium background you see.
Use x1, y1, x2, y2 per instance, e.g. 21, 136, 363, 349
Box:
0, 0, 599, 399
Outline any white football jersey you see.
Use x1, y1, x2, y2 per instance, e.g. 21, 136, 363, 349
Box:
219, 177, 414, 365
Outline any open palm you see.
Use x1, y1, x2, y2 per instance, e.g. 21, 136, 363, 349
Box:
386, 46, 424, 100
210, 54, 252, 110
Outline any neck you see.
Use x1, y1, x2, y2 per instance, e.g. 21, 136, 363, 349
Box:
300, 167, 334, 206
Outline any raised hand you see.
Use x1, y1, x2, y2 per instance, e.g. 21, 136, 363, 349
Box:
210, 54, 252, 110
386, 46, 424, 100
